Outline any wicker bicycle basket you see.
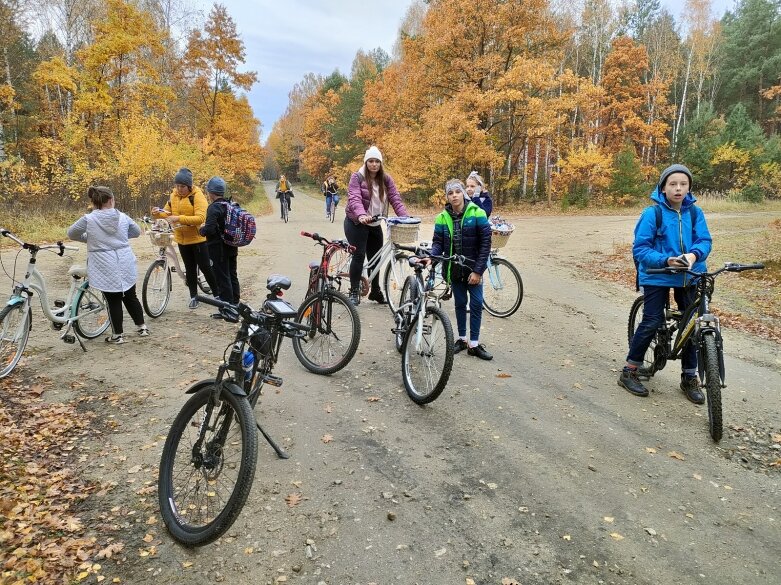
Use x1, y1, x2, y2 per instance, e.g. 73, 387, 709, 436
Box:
389, 222, 420, 244
491, 227, 514, 249
149, 231, 174, 247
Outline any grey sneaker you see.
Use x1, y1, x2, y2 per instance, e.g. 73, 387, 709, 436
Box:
618, 368, 648, 397
680, 375, 705, 404
105, 334, 125, 344
189, 297, 199, 309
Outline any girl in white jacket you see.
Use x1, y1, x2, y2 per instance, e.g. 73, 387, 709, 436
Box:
67, 186, 148, 344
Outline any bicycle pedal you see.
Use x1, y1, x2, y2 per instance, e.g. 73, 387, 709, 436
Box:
62, 334, 76, 344
51, 322, 64, 331
261, 374, 283, 387
170, 266, 177, 273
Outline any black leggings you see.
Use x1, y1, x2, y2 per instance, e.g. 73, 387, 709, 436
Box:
178, 242, 217, 298
343, 218, 383, 292
103, 285, 144, 335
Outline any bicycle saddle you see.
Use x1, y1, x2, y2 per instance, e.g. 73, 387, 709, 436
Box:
68, 265, 87, 278
266, 274, 291, 291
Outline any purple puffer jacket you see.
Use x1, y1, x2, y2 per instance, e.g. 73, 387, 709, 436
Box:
345, 167, 409, 223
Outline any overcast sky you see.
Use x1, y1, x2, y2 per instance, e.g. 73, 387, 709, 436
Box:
205, 0, 735, 144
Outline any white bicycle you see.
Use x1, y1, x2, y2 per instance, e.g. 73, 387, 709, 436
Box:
139, 218, 212, 318
331, 216, 421, 312
0, 228, 110, 378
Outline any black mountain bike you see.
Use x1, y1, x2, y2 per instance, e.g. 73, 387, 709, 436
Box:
158, 275, 310, 546
391, 245, 472, 405
628, 262, 764, 442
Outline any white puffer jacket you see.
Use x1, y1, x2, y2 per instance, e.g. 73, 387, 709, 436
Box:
67, 209, 141, 293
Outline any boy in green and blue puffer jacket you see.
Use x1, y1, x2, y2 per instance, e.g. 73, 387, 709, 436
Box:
430, 179, 493, 360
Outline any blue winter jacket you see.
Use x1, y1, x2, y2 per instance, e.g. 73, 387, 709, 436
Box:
431, 202, 492, 281
633, 187, 712, 288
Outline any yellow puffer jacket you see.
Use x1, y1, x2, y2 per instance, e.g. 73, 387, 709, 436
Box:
154, 186, 208, 245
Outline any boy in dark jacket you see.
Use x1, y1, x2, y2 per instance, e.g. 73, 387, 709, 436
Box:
620, 164, 712, 402
199, 176, 240, 318
430, 179, 493, 360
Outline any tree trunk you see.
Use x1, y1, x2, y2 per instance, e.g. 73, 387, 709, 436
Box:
521, 139, 528, 198
673, 48, 693, 154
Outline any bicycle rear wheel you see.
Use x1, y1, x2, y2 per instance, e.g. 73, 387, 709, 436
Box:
73, 287, 110, 339
627, 295, 659, 377
292, 290, 361, 375
702, 335, 723, 442
158, 383, 258, 546
326, 247, 352, 293
482, 257, 523, 317
142, 260, 171, 318
384, 255, 415, 314
0, 303, 31, 378
401, 305, 454, 405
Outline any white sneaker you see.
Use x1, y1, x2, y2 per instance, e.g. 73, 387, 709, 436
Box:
138, 325, 150, 337
105, 334, 125, 344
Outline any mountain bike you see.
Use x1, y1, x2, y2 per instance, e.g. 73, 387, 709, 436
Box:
483, 249, 523, 317
292, 231, 360, 374
0, 229, 110, 378
628, 262, 764, 442
278, 191, 292, 223
390, 245, 471, 404
139, 218, 211, 318
158, 275, 311, 546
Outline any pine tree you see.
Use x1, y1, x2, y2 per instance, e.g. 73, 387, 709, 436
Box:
608, 144, 650, 203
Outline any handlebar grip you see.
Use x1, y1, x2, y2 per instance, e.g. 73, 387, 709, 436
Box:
646, 268, 672, 274
195, 295, 232, 310
300, 231, 312, 238
395, 244, 419, 253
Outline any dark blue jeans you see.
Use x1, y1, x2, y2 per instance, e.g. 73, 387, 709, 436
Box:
451, 280, 484, 343
627, 285, 697, 376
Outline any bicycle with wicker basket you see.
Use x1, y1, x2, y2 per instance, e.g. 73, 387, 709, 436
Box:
483, 218, 523, 318
139, 218, 212, 318
335, 215, 422, 313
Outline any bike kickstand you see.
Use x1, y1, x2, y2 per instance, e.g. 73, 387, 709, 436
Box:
257, 422, 289, 459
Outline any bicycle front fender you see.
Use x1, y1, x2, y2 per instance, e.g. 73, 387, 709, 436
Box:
184, 378, 247, 398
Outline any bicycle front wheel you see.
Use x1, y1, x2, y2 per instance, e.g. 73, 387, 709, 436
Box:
73, 287, 110, 339
627, 295, 658, 376
384, 255, 415, 314
329, 200, 336, 223
395, 275, 418, 352
292, 290, 361, 375
401, 306, 454, 405
142, 260, 171, 318
0, 303, 31, 378
282, 199, 289, 223
482, 257, 523, 318
158, 384, 258, 546
702, 335, 723, 442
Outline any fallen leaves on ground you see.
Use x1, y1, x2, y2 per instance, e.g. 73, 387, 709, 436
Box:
0, 375, 103, 583
668, 451, 686, 461
321, 434, 333, 443
285, 493, 302, 507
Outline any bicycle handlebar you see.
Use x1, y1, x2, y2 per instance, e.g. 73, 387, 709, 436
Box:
394, 244, 472, 267
194, 295, 310, 335
1, 229, 77, 256
646, 262, 765, 276
300, 231, 355, 253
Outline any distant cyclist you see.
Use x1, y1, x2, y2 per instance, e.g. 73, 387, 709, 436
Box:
322, 175, 340, 219
275, 174, 293, 219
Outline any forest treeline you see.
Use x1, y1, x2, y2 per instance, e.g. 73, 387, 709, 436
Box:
267, 0, 781, 207
0, 0, 262, 212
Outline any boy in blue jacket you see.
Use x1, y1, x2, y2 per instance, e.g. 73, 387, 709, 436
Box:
430, 179, 493, 360
619, 164, 712, 403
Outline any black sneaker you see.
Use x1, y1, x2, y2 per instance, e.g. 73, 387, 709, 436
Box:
368, 289, 386, 304
454, 339, 468, 353
467, 344, 493, 360
618, 368, 649, 397
680, 375, 705, 404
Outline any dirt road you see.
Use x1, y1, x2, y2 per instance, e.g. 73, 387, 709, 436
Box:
4, 183, 779, 584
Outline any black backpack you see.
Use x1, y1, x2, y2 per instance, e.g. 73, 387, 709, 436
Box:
633, 204, 697, 291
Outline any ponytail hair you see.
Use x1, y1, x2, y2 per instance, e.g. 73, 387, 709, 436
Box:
87, 186, 114, 209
